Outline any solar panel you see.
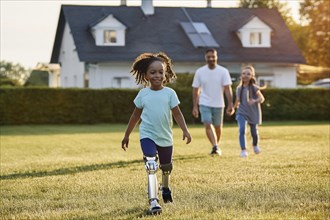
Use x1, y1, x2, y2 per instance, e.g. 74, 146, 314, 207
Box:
180, 22, 219, 48
193, 23, 210, 34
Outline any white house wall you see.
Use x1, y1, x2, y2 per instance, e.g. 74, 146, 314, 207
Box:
272, 66, 297, 88
59, 22, 85, 88
57, 44, 297, 89
88, 62, 139, 89
174, 62, 204, 74
225, 63, 297, 88
48, 69, 61, 87
88, 62, 204, 89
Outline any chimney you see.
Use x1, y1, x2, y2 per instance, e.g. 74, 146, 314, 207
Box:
120, 0, 126, 6
141, 0, 154, 16
207, 0, 212, 8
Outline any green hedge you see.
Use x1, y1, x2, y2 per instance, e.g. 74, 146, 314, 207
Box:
0, 88, 329, 125
0, 88, 137, 125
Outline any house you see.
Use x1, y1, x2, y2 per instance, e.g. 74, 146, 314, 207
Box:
50, 0, 305, 89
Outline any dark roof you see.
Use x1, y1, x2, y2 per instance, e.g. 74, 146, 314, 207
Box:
51, 5, 305, 64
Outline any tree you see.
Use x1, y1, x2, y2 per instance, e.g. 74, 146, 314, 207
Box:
288, 22, 310, 64
238, 0, 294, 26
300, 0, 330, 67
238, 0, 330, 68
0, 61, 30, 86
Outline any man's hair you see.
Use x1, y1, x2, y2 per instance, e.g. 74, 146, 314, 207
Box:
205, 48, 217, 54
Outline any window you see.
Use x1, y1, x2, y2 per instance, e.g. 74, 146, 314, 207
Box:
258, 76, 273, 87
112, 77, 130, 88
104, 30, 117, 43
250, 32, 262, 46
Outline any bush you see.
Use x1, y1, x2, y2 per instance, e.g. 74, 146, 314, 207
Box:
168, 73, 194, 90
0, 76, 20, 87
0, 88, 329, 125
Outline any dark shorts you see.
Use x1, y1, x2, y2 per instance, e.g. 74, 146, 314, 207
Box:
140, 138, 173, 164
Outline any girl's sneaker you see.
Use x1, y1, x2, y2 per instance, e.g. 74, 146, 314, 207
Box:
149, 199, 162, 215
162, 187, 173, 203
240, 150, 248, 158
253, 146, 261, 154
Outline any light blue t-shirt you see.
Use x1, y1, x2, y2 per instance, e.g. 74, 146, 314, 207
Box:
134, 87, 180, 147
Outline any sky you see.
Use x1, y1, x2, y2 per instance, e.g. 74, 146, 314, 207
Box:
0, 0, 303, 69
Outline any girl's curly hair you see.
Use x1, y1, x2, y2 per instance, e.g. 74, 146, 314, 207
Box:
130, 52, 176, 86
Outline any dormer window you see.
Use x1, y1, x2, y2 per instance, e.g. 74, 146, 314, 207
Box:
237, 16, 272, 48
250, 32, 262, 45
104, 30, 117, 43
90, 14, 126, 47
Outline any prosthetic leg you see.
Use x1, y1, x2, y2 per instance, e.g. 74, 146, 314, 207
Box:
160, 163, 173, 203
144, 156, 162, 215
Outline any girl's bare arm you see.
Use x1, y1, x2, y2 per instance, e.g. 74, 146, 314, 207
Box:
255, 90, 265, 103
122, 107, 142, 151
172, 106, 192, 144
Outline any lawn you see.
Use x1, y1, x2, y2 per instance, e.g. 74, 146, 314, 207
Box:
0, 122, 329, 220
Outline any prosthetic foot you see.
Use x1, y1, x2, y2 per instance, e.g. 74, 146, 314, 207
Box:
160, 163, 173, 203
144, 156, 162, 214
149, 199, 162, 215
161, 187, 173, 203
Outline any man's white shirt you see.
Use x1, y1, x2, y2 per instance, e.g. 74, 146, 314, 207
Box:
192, 64, 232, 108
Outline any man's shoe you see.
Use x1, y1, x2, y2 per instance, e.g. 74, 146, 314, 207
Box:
162, 187, 173, 203
149, 199, 162, 215
210, 146, 222, 156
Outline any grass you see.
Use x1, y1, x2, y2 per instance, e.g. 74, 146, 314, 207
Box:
0, 122, 329, 220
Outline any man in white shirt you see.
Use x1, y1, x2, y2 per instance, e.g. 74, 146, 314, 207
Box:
192, 48, 234, 155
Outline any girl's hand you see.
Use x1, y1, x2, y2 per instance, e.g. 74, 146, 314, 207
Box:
121, 137, 129, 151
248, 99, 257, 105
226, 106, 235, 116
183, 131, 192, 144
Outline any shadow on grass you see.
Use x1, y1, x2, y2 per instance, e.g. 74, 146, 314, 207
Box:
0, 124, 126, 136
0, 160, 142, 180
0, 154, 206, 180
93, 206, 153, 219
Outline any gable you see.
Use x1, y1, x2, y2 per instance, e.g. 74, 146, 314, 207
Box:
90, 14, 127, 46
91, 14, 126, 29
240, 16, 272, 29
237, 16, 272, 48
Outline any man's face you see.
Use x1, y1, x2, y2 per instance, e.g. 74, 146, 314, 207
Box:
205, 51, 217, 68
